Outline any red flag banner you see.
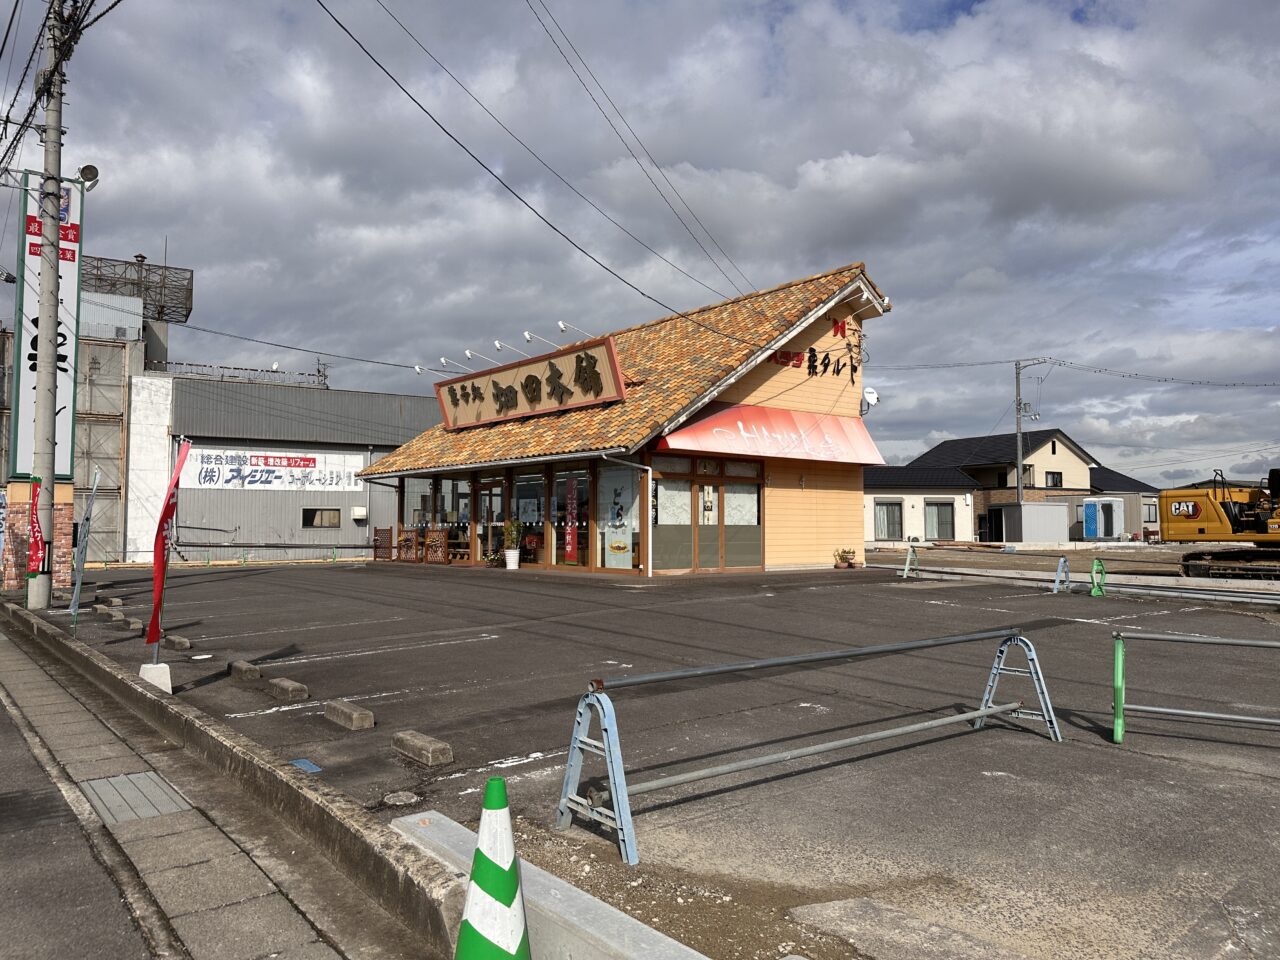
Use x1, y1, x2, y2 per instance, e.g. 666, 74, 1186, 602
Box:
26, 476, 44, 579
146, 442, 191, 645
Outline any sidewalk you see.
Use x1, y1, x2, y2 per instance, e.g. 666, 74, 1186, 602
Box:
0, 628, 424, 960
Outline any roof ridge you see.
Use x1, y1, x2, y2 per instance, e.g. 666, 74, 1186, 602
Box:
600, 260, 868, 340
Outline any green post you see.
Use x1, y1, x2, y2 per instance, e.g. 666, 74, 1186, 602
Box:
1112, 633, 1125, 743
1090, 558, 1106, 596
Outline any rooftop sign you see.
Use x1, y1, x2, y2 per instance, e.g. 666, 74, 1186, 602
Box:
436, 336, 627, 430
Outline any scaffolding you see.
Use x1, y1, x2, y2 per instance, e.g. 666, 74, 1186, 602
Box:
81, 255, 193, 323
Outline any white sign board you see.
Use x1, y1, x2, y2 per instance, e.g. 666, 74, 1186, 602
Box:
9, 172, 83, 478
181, 449, 364, 492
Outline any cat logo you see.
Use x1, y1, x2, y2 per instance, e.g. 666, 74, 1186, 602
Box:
1169, 500, 1202, 520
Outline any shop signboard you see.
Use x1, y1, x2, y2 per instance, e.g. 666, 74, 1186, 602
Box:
436, 337, 627, 430
180, 449, 364, 492
658, 403, 885, 465
600, 467, 634, 569
10, 173, 84, 479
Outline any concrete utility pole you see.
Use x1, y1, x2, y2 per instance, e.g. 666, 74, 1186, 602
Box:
28, 2, 66, 610
1014, 357, 1049, 507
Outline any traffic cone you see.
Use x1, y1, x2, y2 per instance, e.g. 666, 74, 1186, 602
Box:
455, 777, 531, 960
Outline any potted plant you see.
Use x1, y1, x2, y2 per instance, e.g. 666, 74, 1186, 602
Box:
833, 548, 851, 569
502, 518, 523, 569
481, 549, 503, 568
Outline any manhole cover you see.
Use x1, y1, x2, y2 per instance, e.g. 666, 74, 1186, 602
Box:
384, 791, 420, 806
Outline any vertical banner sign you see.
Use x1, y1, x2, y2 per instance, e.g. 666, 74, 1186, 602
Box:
10, 172, 83, 479
26, 476, 44, 578
68, 467, 101, 618
565, 477, 579, 564
146, 442, 191, 645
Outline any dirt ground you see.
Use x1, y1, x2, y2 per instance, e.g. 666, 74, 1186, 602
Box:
865, 543, 1190, 576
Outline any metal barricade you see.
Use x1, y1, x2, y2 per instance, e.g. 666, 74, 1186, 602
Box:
556, 626, 1062, 865
1111, 630, 1280, 743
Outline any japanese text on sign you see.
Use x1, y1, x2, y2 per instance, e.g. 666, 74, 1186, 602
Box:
179, 449, 364, 492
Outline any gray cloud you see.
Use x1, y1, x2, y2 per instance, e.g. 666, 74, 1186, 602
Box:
4, 0, 1278, 486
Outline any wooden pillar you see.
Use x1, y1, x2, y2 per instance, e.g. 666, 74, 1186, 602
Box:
395, 477, 406, 528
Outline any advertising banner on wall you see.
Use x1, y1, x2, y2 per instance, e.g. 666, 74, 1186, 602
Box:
26, 476, 43, 578
599, 467, 634, 569
9, 173, 84, 479
180, 449, 364, 492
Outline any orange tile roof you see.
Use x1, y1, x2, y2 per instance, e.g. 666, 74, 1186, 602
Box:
362, 261, 883, 477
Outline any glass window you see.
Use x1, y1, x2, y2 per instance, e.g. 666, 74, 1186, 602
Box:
303, 508, 340, 528
652, 455, 691, 474
653, 477, 692, 569
874, 500, 903, 541
405, 477, 433, 527
436, 477, 472, 559
925, 501, 954, 540
724, 460, 760, 478
553, 468, 589, 566
724, 482, 761, 567
696, 458, 721, 476
1076, 504, 1084, 523
598, 466, 639, 569
1045, 471, 1063, 488
1143, 503, 1158, 523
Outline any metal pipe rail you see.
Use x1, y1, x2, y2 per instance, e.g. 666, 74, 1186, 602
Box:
1112, 630, 1280, 743
588, 701, 1022, 807
559, 627, 1063, 865
589, 627, 1021, 693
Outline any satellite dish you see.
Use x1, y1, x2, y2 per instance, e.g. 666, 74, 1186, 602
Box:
864, 387, 880, 406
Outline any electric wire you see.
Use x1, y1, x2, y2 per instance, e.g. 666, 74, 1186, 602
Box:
523, 0, 747, 297
312, 0, 768, 350
533, 0, 754, 291
79, 0, 122, 31
0, 0, 25, 81
371, 0, 736, 306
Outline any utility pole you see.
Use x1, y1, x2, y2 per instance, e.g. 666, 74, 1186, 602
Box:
1014, 357, 1049, 508
28, 2, 66, 610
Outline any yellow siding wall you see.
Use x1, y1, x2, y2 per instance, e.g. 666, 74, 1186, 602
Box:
764, 459, 864, 567
719, 308, 862, 416
1024, 439, 1092, 489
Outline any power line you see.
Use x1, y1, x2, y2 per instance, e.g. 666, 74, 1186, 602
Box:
312, 0, 768, 350
524, 0, 747, 297
371, 0, 735, 306
1047, 358, 1280, 388
534, 0, 754, 291
80, 0, 123, 31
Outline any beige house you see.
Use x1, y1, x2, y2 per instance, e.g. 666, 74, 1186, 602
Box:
863, 466, 978, 545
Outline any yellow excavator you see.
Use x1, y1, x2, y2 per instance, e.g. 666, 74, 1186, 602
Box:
1159, 468, 1280, 577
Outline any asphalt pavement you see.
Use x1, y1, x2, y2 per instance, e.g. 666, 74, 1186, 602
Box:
60, 562, 1280, 960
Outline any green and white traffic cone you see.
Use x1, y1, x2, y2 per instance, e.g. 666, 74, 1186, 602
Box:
455, 777, 531, 960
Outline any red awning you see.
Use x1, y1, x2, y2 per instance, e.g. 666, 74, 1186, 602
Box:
657, 403, 885, 464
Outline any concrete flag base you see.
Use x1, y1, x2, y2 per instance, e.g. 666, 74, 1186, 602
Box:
138, 662, 172, 694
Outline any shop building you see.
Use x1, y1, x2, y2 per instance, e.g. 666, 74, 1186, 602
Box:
361, 262, 889, 574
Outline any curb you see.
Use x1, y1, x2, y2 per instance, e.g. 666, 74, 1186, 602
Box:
0, 601, 467, 956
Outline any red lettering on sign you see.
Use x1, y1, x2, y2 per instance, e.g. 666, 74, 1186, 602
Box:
26, 215, 40, 237
58, 247, 76, 263
27, 242, 40, 256
832, 318, 847, 338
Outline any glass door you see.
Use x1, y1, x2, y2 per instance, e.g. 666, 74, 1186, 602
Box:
695, 482, 721, 570
477, 480, 506, 556
553, 467, 590, 566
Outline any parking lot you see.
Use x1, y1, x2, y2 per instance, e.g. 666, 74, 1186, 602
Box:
62, 562, 1280, 960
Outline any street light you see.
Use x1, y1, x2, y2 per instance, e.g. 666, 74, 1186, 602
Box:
494, 339, 531, 358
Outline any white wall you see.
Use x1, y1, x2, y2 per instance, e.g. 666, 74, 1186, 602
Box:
864, 490, 975, 544
124, 374, 173, 562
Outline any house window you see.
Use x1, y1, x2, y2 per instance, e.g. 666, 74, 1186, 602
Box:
874, 500, 903, 541
925, 501, 954, 540
1076, 504, 1084, 523
1045, 471, 1063, 488
303, 508, 340, 528
1143, 503, 1158, 523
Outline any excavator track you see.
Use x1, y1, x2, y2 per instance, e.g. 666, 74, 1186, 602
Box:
1180, 548, 1280, 580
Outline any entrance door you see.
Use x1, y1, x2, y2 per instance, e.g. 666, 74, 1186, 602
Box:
477, 480, 505, 556
694, 482, 721, 570
988, 509, 1004, 542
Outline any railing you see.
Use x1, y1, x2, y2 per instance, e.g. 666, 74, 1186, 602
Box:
1111, 630, 1280, 743
557, 626, 1062, 865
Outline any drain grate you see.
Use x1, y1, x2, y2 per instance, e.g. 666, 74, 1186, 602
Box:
80, 771, 191, 825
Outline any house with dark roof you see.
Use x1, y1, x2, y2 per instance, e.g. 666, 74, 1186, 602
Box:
863, 466, 978, 544
909, 429, 1096, 541
362, 261, 890, 574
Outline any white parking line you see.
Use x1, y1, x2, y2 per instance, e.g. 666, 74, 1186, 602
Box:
272, 633, 499, 665
198, 616, 407, 641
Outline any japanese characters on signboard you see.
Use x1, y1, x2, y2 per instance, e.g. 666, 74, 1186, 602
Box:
9, 173, 84, 479
764, 316, 862, 382
436, 337, 626, 430
179, 449, 364, 492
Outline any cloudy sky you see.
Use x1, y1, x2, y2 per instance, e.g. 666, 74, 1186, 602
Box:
4, 0, 1279, 484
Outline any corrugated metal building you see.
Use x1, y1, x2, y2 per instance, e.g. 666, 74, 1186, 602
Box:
125, 375, 439, 562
